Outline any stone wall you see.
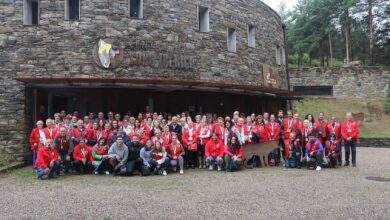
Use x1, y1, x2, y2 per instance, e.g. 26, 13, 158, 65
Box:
289, 67, 390, 100
359, 138, 390, 148
0, 0, 288, 163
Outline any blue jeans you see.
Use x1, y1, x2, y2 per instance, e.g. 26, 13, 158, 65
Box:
35, 161, 60, 179
32, 150, 37, 167
344, 140, 357, 165
206, 156, 223, 167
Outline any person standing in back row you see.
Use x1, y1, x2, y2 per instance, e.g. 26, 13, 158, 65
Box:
341, 113, 359, 167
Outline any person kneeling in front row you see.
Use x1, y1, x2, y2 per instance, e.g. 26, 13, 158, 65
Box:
152, 141, 167, 176
224, 136, 243, 172
325, 134, 342, 168
165, 135, 185, 174
34, 139, 60, 179
108, 136, 129, 176
72, 139, 93, 174
305, 134, 324, 171
92, 137, 110, 175
205, 133, 225, 171
140, 139, 156, 176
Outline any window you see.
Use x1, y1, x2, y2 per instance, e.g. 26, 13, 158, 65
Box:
248, 25, 255, 48
129, 0, 143, 18
275, 45, 281, 65
293, 86, 333, 96
23, 0, 39, 25
65, 0, 80, 20
198, 6, 209, 32
227, 28, 236, 53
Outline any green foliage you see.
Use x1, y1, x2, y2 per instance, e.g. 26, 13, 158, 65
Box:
287, 0, 390, 67
384, 83, 390, 114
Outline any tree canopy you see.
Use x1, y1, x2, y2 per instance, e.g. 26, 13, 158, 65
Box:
282, 0, 390, 67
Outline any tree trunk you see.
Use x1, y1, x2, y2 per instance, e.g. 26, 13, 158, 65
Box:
368, 0, 374, 65
345, 26, 349, 64
329, 32, 333, 67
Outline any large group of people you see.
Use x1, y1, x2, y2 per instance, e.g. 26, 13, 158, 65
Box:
30, 106, 359, 179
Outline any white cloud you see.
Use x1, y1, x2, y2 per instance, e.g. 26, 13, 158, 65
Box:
260, 0, 298, 13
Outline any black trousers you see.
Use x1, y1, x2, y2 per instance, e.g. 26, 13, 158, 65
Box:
307, 153, 323, 168
187, 151, 198, 167
142, 160, 157, 176
72, 160, 92, 173
126, 158, 143, 176
109, 157, 127, 175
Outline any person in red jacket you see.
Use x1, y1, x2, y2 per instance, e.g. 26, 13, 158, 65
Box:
43, 119, 58, 141
53, 127, 72, 174
325, 134, 342, 168
314, 112, 328, 145
327, 116, 342, 166
265, 115, 280, 141
341, 112, 359, 167
197, 120, 211, 169
29, 120, 48, 166
305, 134, 324, 171
205, 133, 225, 171
182, 120, 198, 169
224, 136, 243, 172
72, 139, 93, 174
34, 139, 60, 179
165, 135, 185, 174
283, 133, 301, 168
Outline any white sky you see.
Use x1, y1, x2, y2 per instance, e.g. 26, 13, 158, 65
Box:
261, 0, 298, 13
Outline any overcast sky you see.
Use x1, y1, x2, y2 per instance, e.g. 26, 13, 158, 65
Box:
261, 0, 298, 13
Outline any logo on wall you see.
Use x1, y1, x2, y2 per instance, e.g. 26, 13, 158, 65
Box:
92, 39, 123, 69
263, 64, 278, 87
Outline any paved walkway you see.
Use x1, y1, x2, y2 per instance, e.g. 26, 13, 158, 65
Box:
0, 147, 390, 219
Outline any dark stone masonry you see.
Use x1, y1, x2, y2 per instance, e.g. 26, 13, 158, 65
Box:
290, 67, 390, 100
0, 0, 288, 163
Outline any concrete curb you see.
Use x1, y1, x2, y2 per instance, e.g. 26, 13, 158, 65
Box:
0, 162, 26, 175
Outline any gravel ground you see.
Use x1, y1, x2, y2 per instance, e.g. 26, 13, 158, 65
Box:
1, 147, 390, 220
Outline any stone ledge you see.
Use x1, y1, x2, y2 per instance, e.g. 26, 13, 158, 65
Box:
0, 162, 26, 175
358, 138, 390, 148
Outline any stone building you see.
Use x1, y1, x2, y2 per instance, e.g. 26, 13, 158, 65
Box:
0, 0, 296, 163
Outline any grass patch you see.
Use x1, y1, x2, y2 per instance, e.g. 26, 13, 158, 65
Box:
292, 99, 390, 138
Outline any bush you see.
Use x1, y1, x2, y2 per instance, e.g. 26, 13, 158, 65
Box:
384, 83, 390, 114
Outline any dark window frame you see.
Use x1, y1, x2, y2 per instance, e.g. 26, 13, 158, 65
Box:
293, 86, 333, 96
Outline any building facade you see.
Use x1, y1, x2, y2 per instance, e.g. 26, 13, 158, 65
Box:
0, 0, 294, 163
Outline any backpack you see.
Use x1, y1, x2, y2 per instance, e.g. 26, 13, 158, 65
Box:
245, 155, 261, 169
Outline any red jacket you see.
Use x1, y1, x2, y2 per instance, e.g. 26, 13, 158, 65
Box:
68, 127, 88, 141
34, 147, 59, 169
327, 122, 342, 141
162, 132, 173, 146
166, 143, 183, 159
73, 145, 93, 161
341, 120, 359, 141
233, 124, 249, 144
29, 128, 50, 151
213, 125, 226, 143
43, 127, 58, 140
182, 127, 198, 151
53, 134, 71, 153
282, 118, 299, 139
224, 145, 243, 159
254, 124, 269, 143
283, 139, 300, 160
314, 120, 328, 139
205, 139, 225, 158
198, 126, 211, 145
84, 129, 97, 142
151, 136, 167, 148
265, 122, 280, 140
299, 127, 317, 146
325, 140, 340, 154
